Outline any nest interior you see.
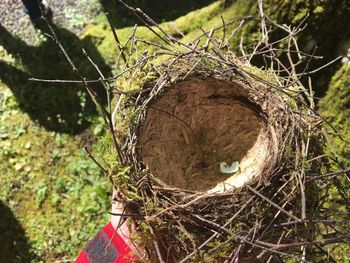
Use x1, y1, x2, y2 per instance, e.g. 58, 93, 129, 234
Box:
139, 77, 269, 192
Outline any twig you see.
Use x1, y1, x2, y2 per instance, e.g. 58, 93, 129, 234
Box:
246, 185, 302, 222
149, 225, 165, 263
106, 12, 127, 64
179, 197, 254, 262
108, 212, 139, 217
116, 0, 173, 46
307, 169, 350, 182
28, 77, 102, 83
84, 147, 108, 177
296, 56, 342, 76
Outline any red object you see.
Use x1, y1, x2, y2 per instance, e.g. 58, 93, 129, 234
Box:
75, 223, 136, 263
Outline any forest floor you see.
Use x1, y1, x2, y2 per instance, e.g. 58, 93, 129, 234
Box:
0, 1, 221, 261
0, 1, 110, 262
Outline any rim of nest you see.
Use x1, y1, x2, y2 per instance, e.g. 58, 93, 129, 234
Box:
122, 54, 299, 193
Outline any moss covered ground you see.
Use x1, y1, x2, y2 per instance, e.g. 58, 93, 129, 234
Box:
0, 79, 110, 262
0, 2, 237, 261
0, 4, 111, 262
0, 0, 349, 261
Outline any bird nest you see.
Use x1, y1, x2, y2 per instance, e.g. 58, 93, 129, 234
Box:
36, 0, 349, 261
69, 2, 349, 262
111, 53, 316, 262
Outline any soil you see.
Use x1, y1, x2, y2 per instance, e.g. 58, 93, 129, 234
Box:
139, 77, 267, 192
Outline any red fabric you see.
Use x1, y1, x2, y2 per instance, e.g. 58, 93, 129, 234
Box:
75, 223, 136, 263
103, 223, 135, 263
75, 250, 89, 263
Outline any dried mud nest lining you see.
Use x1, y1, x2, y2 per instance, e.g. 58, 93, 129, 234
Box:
139, 77, 269, 192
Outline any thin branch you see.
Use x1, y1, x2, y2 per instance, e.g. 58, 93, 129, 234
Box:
246, 185, 302, 222
106, 12, 128, 64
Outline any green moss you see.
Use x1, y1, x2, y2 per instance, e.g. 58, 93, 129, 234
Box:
82, 1, 227, 64
0, 82, 110, 262
99, 0, 217, 28
319, 64, 350, 168
318, 64, 350, 261
81, 0, 350, 97
1, 0, 349, 261
267, 0, 350, 95
167, 1, 225, 36
182, 0, 253, 45
0, 23, 111, 134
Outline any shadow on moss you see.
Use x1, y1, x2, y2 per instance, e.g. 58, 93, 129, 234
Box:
0, 202, 39, 263
99, 0, 216, 28
0, 23, 110, 134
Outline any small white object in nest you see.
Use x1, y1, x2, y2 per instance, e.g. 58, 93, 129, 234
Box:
219, 161, 240, 174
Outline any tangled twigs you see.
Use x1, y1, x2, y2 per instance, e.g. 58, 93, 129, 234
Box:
37, 0, 350, 261
246, 185, 302, 222
106, 1, 349, 261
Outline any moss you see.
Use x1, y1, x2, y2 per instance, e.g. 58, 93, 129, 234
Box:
82, 1, 227, 64
181, 0, 253, 45
1, 0, 349, 260
0, 24, 110, 134
99, 0, 217, 28
263, 0, 350, 96
0, 82, 110, 261
319, 64, 350, 168
82, 0, 350, 98
318, 64, 350, 261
